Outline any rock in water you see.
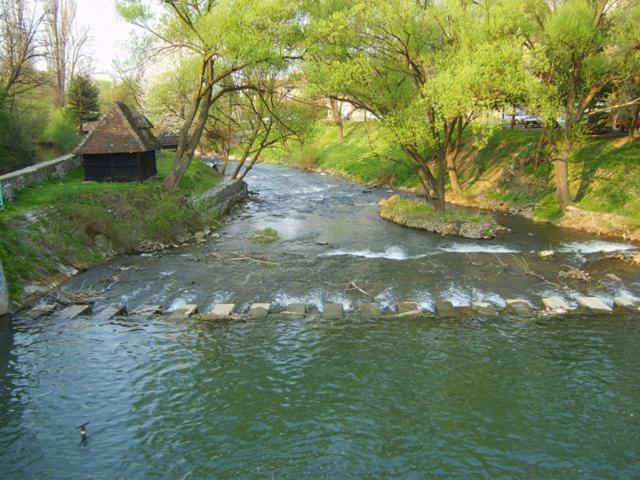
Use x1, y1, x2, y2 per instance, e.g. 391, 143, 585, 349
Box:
537, 250, 555, 260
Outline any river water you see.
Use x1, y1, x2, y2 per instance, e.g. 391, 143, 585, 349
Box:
1, 163, 639, 478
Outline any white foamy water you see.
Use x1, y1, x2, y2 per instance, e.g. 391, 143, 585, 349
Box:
559, 241, 637, 254
438, 243, 520, 254
411, 290, 435, 312
322, 246, 415, 260
167, 294, 198, 312
376, 287, 398, 312
272, 290, 324, 311
441, 285, 507, 307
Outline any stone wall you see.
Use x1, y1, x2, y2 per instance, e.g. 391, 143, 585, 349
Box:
0, 154, 82, 202
0, 259, 9, 316
192, 179, 249, 216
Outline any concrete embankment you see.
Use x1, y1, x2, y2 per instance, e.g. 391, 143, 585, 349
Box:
0, 259, 9, 316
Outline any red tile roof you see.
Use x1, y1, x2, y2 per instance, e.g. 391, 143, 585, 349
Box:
74, 102, 158, 155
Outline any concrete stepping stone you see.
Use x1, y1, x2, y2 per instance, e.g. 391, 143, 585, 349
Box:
360, 303, 381, 318
577, 297, 612, 315
323, 303, 344, 319
55, 304, 92, 320
505, 299, 536, 317
614, 297, 639, 311
169, 304, 198, 319
94, 304, 127, 321
248, 303, 271, 320
205, 304, 235, 320
436, 301, 460, 318
131, 304, 162, 318
542, 297, 571, 314
395, 301, 420, 319
284, 303, 306, 315
472, 301, 498, 316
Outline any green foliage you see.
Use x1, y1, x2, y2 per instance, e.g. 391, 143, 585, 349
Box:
380, 196, 492, 225
42, 110, 80, 154
251, 227, 280, 243
0, 103, 37, 173
65, 74, 100, 128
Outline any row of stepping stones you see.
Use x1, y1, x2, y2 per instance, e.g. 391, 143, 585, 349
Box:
29, 296, 640, 321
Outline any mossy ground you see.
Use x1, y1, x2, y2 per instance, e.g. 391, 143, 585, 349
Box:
265, 122, 640, 226
380, 196, 491, 225
0, 152, 221, 298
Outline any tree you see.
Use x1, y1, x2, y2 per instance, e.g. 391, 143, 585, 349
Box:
42, 0, 91, 107
304, 0, 527, 211
0, 0, 43, 104
117, 0, 303, 191
524, 0, 640, 210
65, 74, 99, 128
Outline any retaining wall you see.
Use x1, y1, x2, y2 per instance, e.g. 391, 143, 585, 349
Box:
192, 179, 249, 216
0, 154, 82, 202
0, 260, 9, 316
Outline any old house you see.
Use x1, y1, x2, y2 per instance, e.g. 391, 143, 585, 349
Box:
74, 102, 159, 182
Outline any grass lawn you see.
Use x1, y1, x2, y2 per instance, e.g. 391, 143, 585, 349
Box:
0, 152, 220, 297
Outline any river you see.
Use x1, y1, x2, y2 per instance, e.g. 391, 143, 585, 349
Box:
1, 163, 639, 478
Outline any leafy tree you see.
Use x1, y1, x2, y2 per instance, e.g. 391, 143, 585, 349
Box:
117, 0, 304, 191
304, 0, 528, 211
43, 109, 79, 153
523, 0, 640, 210
65, 73, 100, 128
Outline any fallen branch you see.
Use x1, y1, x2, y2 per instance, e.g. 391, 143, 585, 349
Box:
346, 282, 373, 297
227, 255, 279, 266
510, 255, 561, 287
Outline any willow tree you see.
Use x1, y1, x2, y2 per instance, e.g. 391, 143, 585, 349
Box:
523, 0, 640, 210
117, 0, 302, 191
304, 0, 527, 211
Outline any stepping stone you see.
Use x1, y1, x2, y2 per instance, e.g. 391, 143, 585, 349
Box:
29, 303, 57, 317
436, 301, 460, 318
248, 303, 271, 320
577, 297, 612, 315
94, 304, 127, 321
396, 301, 420, 319
472, 301, 498, 316
55, 304, 92, 320
538, 250, 555, 260
169, 304, 198, 319
205, 303, 235, 320
614, 297, 639, 311
131, 304, 162, 317
323, 303, 344, 319
542, 297, 571, 314
505, 299, 536, 317
360, 303, 381, 318
284, 303, 306, 315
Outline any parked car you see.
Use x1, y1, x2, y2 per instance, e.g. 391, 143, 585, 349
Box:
522, 116, 543, 128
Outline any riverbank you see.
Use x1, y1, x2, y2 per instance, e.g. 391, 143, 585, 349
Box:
262, 123, 640, 241
0, 152, 244, 307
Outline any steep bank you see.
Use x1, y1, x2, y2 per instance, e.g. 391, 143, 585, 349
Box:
263, 123, 640, 241
0, 152, 246, 306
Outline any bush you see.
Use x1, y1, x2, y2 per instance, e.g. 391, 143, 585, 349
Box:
43, 110, 80, 154
0, 105, 37, 174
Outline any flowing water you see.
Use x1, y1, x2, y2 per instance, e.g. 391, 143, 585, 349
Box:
1, 163, 640, 478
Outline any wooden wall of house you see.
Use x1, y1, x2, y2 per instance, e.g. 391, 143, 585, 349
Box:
83, 151, 157, 182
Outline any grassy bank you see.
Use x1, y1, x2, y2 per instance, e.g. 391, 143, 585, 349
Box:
265, 122, 640, 230
0, 152, 221, 299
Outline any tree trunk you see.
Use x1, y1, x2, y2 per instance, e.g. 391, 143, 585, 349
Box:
435, 149, 447, 213
553, 140, 573, 210
532, 126, 549, 168
338, 119, 344, 143
629, 105, 639, 140
221, 146, 230, 175
446, 151, 462, 195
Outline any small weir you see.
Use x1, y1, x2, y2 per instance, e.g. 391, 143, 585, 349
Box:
32, 293, 640, 321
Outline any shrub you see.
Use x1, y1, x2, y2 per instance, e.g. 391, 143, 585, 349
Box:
43, 110, 80, 154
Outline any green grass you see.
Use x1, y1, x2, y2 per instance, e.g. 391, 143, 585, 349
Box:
380, 196, 492, 225
0, 151, 221, 297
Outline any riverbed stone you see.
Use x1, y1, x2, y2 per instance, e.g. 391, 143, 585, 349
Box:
436, 301, 460, 318
542, 297, 571, 314
577, 297, 613, 315
285, 303, 307, 315
205, 304, 235, 320
614, 296, 639, 311
505, 299, 536, 317
131, 304, 162, 318
28, 303, 57, 317
55, 304, 92, 320
169, 304, 198, 319
472, 301, 498, 316
360, 303, 381, 318
538, 250, 555, 260
248, 303, 271, 320
94, 304, 128, 321
323, 303, 344, 319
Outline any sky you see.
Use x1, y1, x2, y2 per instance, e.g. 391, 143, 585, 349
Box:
75, 0, 135, 79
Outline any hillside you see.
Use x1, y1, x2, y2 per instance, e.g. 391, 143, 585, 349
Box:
264, 122, 640, 239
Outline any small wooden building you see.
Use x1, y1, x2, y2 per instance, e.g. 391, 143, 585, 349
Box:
74, 102, 159, 182
156, 130, 180, 151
